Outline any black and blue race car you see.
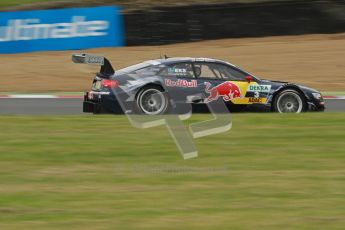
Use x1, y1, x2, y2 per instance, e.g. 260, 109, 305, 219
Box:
72, 54, 325, 114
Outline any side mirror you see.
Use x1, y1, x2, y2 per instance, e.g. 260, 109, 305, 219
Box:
245, 76, 252, 83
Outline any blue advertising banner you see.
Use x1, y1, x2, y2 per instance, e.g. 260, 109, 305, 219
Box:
0, 6, 124, 53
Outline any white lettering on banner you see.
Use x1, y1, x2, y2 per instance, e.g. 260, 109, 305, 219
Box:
0, 16, 109, 42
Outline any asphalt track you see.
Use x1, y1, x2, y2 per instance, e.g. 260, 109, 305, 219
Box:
0, 98, 344, 115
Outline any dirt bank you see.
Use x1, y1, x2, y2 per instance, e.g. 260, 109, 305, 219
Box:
1, 33, 345, 92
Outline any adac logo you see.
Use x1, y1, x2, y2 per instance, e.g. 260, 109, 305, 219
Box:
249, 97, 263, 103
204, 82, 241, 103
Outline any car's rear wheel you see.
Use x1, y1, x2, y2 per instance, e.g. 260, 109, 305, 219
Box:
273, 89, 306, 113
136, 86, 168, 115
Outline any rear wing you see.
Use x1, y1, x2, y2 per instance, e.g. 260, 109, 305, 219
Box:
72, 54, 115, 77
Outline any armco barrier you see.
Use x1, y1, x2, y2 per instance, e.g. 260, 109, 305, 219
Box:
124, 0, 345, 45
0, 6, 124, 53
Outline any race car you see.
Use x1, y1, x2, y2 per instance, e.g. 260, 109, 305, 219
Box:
72, 54, 325, 114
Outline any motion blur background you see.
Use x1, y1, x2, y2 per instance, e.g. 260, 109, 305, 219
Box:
1, 0, 345, 92
0, 1, 345, 230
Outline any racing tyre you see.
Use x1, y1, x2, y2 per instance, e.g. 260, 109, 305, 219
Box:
136, 86, 169, 115
273, 89, 306, 113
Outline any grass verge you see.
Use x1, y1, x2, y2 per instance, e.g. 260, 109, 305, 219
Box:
0, 113, 344, 229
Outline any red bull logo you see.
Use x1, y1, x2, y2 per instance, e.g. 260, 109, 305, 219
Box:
204, 82, 242, 102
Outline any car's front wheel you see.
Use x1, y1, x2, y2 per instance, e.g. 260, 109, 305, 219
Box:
273, 89, 306, 113
136, 86, 168, 115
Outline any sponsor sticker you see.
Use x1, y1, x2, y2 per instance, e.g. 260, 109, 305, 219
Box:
248, 97, 263, 103
85, 55, 104, 65
165, 79, 197, 88
247, 85, 271, 93
168, 68, 188, 76
204, 82, 242, 102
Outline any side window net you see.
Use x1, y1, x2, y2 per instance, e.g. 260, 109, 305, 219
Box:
194, 63, 221, 79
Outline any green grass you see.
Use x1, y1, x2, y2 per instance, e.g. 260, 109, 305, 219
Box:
0, 113, 345, 230
322, 92, 345, 96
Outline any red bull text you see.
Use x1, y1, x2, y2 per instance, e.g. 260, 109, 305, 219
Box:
165, 79, 197, 88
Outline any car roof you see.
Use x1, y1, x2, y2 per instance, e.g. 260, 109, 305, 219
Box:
143, 57, 237, 67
